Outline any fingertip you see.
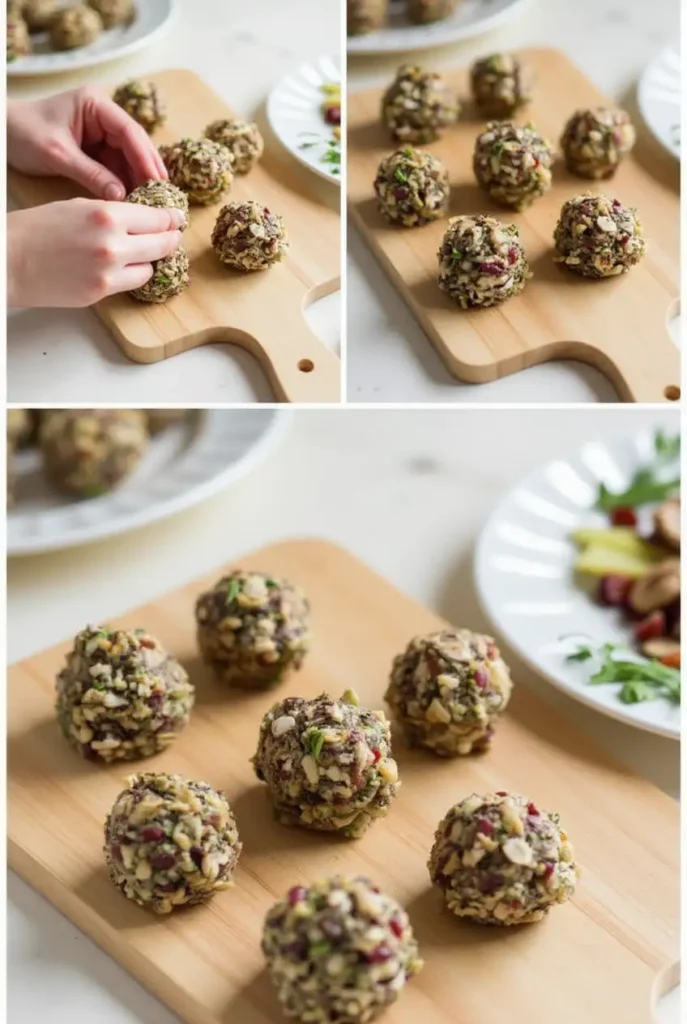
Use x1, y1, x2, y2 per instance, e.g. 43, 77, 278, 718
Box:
105, 182, 126, 201
170, 208, 187, 228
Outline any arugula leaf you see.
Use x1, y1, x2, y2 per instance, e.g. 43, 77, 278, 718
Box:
596, 469, 680, 512
566, 646, 593, 663
225, 577, 242, 605
305, 728, 325, 761
567, 642, 680, 705
654, 429, 680, 462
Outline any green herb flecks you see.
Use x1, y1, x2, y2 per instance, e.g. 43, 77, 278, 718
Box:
394, 167, 408, 184
566, 642, 680, 704
225, 577, 242, 605
309, 941, 331, 957
654, 429, 680, 462
305, 728, 325, 760
451, 248, 464, 262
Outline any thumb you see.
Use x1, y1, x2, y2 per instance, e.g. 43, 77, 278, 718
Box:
54, 142, 126, 201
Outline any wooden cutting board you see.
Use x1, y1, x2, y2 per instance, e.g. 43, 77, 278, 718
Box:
8, 539, 678, 1024
8, 69, 341, 404
348, 48, 680, 403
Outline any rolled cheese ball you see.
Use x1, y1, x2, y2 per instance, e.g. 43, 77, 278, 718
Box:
129, 247, 190, 303
23, 0, 58, 32
126, 179, 189, 230
204, 118, 264, 175
56, 626, 194, 762
560, 106, 636, 180
211, 201, 288, 271
407, 0, 459, 24
381, 64, 459, 144
437, 214, 529, 309
195, 570, 310, 688
428, 792, 579, 925
146, 409, 189, 434
7, 11, 31, 60
470, 53, 532, 117
473, 121, 553, 210
88, 0, 134, 28
374, 146, 449, 227
386, 629, 513, 755
252, 689, 399, 838
263, 875, 423, 1024
40, 409, 147, 497
104, 772, 241, 913
161, 137, 233, 205
113, 79, 166, 133
553, 193, 645, 278
50, 4, 102, 50
347, 0, 387, 35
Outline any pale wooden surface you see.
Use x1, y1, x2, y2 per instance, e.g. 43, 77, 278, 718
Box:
7, 539, 679, 1024
347, 48, 680, 404
9, 69, 341, 404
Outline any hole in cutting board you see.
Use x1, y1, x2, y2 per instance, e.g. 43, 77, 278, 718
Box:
664, 385, 680, 401
298, 359, 315, 373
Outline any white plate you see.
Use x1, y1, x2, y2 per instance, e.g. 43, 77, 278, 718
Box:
8, 409, 289, 557
637, 47, 681, 161
8, 0, 179, 78
347, 0, 530, 55
474, 427, 681, 740
266, 55, 341, 185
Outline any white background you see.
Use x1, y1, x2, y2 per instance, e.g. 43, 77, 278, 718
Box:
346, 0, 681, 403
8, 407, 680, 1022
7, 0, 341, 405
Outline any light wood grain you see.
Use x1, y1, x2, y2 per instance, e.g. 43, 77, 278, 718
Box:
9, 69, 341, 404
348, 48, 680, 403
8, 539, 678, 1024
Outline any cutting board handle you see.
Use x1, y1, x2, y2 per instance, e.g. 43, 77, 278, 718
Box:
248, 314, 341, 404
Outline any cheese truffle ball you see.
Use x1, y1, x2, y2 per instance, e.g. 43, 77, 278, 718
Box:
50, 4, 102, 50
473, 121, 553, 210
146, 409, 189, 434
553, 193, 645, 278
40, 409, 147, 497
129, 248, 190, 303
23, 0, 57, 32
195, 570, 310, 688
438, 214, 529, 309
263, 876, 423, 1024
126, 180, 189, 230
104, 772, 241, 913
428, 792, 579, 925
252, 689, 399, 838
211, 201, 288, 271
7, 10, 31, 60
88, 0, 134, 28
386, 629, 513, 756
560, 107, 636, 180
113, 79, 166, 133
381, 65, 459, 144
374, 146, 449, 227
204, 118, 264, 175
407, 0, 459, 23
470, 53, 532, 117
347, 0, 387, 35
161, 137, 233, 205
56, 626, 194, 762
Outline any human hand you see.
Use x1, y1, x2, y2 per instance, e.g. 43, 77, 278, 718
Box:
7, 86, 167, 200
8, 198, 185, 308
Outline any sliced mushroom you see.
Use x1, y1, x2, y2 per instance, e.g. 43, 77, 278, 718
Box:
653, 496, 680, 552
628, 558, 680, 615
641, 637, 681, 660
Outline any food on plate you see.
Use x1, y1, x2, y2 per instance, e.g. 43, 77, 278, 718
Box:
571, 528, 666, 578
40, 409, 148, 497
298, 83, 342, 177
126, 179, 189, 229
560, 107, 636, 180
195, 570, 310, 687
386, 628, 513, 755
211, 201, 288, 271
252, 689, 398, 838
470, 53, 532, 117
381, 65, 459, 144
129, 247, 190, 303
7, 9, 31, 60
50, 4, 102, 50
320, 83, 341, 138
347, 0, 388, 35
473, 121, 553, 211
56, 626, 194, 762
262, 875, 422, 1024
438, 214, 530, 308
374, 146, 449, 227
407, 0, 459, 23
204, 118, 264, 175
160, 137, 234, 206
88, 0, 134, 29
113, 80, 167, 133
553, 193, 645, 278
7, 408, 35, 449
428, 792, 579, 925
146, 409, 189, 433
23, 0, 57, 32
104, 772, 241, 913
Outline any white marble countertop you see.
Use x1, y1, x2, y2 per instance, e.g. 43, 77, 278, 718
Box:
346, 0, 680, 403
7, 0, 340, 404
8, 407, 680, 1022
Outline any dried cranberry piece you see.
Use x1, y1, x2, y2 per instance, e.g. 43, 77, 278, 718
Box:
634, 610, 666, 642
507, 247, 519, 265
368, 946, 392, 963
394, 186, 409, 200
288, 886, 307, 905
149, 851, 176, 870
474, 668, 489, 689
475, 818, 493, 836
543, 862, 555, 881
140, 826, 165, 842
390, 918, 403, 938
610, 506, 637, 527
598, 574, 632, 607
190, 846, 205, 868
526, 802, 539, 817
478, 873, 503, 894
109, 843, 122, 862
479, 262, 503, 276
496, 790, 508, 797
372, 748, 381, 764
